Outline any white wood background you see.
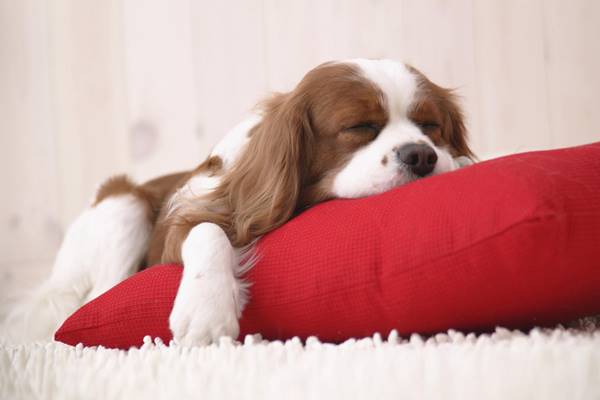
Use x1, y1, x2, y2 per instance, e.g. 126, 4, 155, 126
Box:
0, 0, 599, 309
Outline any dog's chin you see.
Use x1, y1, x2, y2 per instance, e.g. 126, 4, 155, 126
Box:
371, 169, 419, 196
394, 166, 425, 186
404, 172, 426, 183
391, 163, 449, 188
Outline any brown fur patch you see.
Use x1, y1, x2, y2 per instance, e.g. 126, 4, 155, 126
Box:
94, 175, 139, 205
407, 65, 474, 159
92, 175, 157, 223
193, 155, 223, 176
294, 63, 388, 208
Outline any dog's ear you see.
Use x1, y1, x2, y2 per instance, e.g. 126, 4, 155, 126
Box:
222, 92, 313, 246
406, 64, 475, 160
439, 89, 475, 160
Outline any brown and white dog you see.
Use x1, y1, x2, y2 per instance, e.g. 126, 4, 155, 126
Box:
4, 59, 473, 345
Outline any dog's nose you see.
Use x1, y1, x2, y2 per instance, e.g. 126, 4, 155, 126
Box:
395, 143, 438, 177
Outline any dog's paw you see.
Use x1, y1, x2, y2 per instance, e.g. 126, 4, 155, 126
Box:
169, 274, 240, 347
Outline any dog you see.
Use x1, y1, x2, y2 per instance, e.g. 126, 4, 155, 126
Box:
3, 59, 474, 345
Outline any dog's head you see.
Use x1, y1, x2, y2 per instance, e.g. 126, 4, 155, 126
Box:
223, 59, 474, 244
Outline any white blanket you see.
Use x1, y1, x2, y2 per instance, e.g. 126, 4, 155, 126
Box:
2, 326, 599, 400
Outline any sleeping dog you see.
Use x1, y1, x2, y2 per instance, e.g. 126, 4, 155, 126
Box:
4, 59, 473, 345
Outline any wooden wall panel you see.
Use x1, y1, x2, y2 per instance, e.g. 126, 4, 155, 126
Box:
472, 0, 551, 156
542, 0, 600, 148
50, 0, 129, 223
122, 0, 199, 182
189, 1, 267, 156
0, 0, 62, 263
262, 0, 389, 92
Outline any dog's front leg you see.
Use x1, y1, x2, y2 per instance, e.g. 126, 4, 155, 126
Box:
169, 223, 243, 346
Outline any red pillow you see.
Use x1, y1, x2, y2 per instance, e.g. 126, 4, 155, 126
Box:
56, 143, 600, 349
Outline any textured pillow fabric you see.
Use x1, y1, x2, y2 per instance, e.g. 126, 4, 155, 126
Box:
56, 143, 600, 349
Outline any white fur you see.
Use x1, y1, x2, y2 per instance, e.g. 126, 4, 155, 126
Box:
2, 194, 152, 343
169, 223, 244, 346
332, 59, 458, 198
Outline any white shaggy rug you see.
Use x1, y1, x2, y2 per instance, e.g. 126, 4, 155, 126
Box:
2, 326, 600, 400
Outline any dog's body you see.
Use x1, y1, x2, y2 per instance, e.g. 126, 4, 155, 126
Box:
3, 59, 473, 345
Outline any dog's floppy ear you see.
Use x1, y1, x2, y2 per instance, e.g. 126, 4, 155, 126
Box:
439, 88, 475, 160
222, 92, 313, 246
406, 64, 475, 160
